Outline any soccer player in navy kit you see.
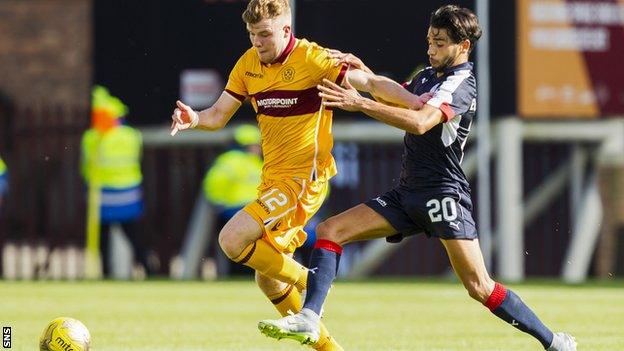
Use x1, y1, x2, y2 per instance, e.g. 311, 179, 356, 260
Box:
258, 5, 577, 351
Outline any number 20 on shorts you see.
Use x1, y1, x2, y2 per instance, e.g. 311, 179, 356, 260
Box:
427, 197, 458, 222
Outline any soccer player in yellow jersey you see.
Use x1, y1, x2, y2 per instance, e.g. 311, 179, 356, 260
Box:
170, 0, 430, 349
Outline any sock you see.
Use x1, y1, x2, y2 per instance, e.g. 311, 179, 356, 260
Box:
303, 239, 342, 315
267, 285, 342, 351
268, 285, 301, 316
234, 240, 307, 291
485, 282, 554, 349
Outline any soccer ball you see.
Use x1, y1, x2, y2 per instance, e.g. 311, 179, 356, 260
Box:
39, 317, 91, 351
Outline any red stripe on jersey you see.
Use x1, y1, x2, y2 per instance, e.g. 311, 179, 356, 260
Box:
225, 89, 246, 102
484, 282, 507, 311
438, 102, 456, 122
335, 64, 348, 85
314, 239, 343, 254
252, 87, 322, 117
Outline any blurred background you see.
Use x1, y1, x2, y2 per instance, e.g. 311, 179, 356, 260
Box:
0, 0, 623, 284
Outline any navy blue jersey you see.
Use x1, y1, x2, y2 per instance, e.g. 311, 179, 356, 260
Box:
400, 62, 476, 192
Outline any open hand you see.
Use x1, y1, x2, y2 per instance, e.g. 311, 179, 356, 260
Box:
326, 49, 371, 73
318, 78, 364, 112
170, 100, 199, 136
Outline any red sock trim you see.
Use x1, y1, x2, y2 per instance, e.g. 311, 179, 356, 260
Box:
314, 239, 343, 255
484, 282, 507, 311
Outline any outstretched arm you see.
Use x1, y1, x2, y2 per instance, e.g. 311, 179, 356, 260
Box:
171, 92, 242, 135
318, 79, 444, 135
346, 69, 425, 110
327, 49, 426, 109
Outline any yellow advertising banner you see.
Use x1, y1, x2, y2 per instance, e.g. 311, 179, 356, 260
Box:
518, 0, 624, 118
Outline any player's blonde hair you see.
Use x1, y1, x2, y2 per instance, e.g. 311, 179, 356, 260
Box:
242, 0, 291, 24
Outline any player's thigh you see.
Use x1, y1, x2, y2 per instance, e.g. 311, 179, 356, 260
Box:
218, 210, 263, 258
318, 203, 397, 245
245, 178, 312, 253
440, 238, 494, 301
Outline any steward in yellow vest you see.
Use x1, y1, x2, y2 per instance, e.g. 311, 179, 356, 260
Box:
0, 156, 7, 210
203, 124, 263, 218
81, 86, 143, 221
81, 86, 156, 277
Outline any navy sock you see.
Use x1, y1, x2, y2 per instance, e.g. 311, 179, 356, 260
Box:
485, 282, 554, 349
302, 239, 342, 315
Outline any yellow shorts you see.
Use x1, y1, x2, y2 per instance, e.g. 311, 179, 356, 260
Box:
243, 177, 328, 254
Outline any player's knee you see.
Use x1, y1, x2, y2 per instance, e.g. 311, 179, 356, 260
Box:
316, 220, 342, 244
462, 277, 492, 303
218, 228, 243, 260
465, 283, 482, 302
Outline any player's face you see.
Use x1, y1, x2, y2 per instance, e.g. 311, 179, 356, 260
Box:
426, 27, 468, 73
247, 17, 291, 64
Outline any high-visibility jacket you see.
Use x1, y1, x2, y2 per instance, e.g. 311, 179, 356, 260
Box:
0, 157, 7, 196
203, 149, 262, 209
81, 126, 143, 222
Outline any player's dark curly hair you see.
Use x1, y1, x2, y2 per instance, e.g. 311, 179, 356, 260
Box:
430, 5, 482, 53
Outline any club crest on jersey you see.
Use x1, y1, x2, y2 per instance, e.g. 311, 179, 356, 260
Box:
282, 67, 295, 82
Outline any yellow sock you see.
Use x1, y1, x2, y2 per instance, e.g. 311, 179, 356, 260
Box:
267, 286, 343, 351
267, 284, 301, 317
234, 240, 307, 291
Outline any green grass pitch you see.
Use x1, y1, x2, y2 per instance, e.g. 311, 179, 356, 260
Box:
1, 279, 622, 350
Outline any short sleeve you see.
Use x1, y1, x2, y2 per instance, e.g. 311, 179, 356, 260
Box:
402, 68, 426, 93
224, 54, 249, 102
306, 44, 348, 85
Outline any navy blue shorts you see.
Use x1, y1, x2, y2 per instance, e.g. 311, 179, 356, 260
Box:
365, 186, 477, 242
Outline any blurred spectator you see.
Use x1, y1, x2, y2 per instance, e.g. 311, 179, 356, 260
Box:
202, 124, 262, 275
0, 156, 7, 211
81, 86, 158, 278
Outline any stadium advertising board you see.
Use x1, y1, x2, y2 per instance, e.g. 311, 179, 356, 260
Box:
518, 0, 624, 118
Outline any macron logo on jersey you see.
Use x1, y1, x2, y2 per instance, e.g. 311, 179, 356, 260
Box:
245, 71, 264, 79
256, 97, 299, 109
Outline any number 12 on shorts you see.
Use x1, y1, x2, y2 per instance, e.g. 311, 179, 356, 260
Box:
427, 197, 458, 222
260, 188, 288, 211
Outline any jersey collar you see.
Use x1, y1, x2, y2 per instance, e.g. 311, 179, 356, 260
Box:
443, 61, 473, 74
272, 34, 296, 65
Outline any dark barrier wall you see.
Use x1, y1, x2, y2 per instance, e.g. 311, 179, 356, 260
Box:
94, 0, 517, 125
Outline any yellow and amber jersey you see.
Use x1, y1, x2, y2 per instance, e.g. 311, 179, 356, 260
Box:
225, 35, 347, 182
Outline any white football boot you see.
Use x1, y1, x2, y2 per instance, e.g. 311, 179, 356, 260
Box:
258, 308, 321, 345
547, 332, 577, 351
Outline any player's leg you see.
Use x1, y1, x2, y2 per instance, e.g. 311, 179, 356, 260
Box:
218, 210, 308, 290
256, 270, 342, 350
441, 238, 576, 350
303, 203, 396, 315
259, 203, 396, 344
